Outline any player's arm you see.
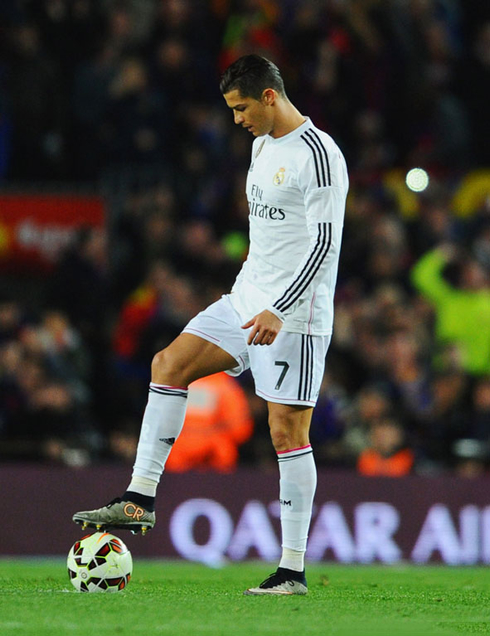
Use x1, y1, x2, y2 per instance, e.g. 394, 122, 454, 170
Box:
268, 145, 348, 324
269, 217, 341, 320
270, 196, 346, 330
411, 244, 457, 306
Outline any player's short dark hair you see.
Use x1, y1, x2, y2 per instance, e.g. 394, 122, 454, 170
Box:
219, 54, 285, 100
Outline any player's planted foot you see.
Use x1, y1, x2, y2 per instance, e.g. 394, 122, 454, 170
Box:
244, 567, 308, 595
72, 498, 156, 535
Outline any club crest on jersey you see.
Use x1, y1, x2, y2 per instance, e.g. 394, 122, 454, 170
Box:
273, 167, 286, 185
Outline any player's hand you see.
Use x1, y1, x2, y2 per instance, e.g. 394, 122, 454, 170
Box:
242, 310, 283, 346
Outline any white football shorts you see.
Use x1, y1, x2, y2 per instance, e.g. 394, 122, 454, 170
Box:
183, 295, 331, 406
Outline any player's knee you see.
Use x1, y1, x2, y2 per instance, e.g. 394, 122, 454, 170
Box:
269, 424, 293, 453
151, 348, 169, 376
269, 410, 310, 452
151, 347, 189, 385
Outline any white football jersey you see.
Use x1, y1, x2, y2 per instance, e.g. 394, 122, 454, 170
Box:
229, 117, 348, 335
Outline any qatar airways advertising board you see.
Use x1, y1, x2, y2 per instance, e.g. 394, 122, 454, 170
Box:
4, 467, 489, 565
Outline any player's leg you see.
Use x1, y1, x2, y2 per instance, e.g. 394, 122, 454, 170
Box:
244, 403, 314, 595
124, 333, 238, 500
244, 331, 330, 595
73, 333, 238, 533
272, 403, 316, 572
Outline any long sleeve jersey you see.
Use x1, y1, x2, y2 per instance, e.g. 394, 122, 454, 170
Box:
229, 117, 349, 335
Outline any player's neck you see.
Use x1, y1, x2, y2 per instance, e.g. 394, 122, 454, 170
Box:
270, 100, 306, 139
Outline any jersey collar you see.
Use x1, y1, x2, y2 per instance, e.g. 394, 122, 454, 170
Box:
267, 117, 312, 145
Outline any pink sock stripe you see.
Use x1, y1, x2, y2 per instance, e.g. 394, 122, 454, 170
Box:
277, 444, 312, 455
150, 383, 188, 391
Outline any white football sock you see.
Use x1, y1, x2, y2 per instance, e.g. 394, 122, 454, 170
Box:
277, 445, 317, 572
130, 383, 188, 488
126, 475, 158, 498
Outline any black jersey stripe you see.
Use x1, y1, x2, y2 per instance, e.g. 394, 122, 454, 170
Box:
273, 223, 332, 313
273, 223, 327, 312
301, 134, 324, 187
303, 131, 326, 187
304, 129, 331, 186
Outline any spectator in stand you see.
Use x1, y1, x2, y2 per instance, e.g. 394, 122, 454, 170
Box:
342, 383, 394, 465
0, 307, 100, 464
110, 184, 178, 304
382, 329, 432, 426
47, 226, 108, 342
411, 244, 490, 377
20, 310, 90, 397
113, 260, 177, 367
218, 0, 284, 73
111, 259, 202, 426
309, 371, 349, 468
0, 296, 23, 344
165, 372, 253, 473
5, 21, 64, 180
447, 376, 490, 478
460, 20, 490, 166
417, 369, 470, 472
113, 259, 202, 369
47, 226, 110, 430
407, 188, 461, 258
172, 218, 240, 292
104, 56, 169, 166
357, 417, 415, 477
71, 39, 120, 179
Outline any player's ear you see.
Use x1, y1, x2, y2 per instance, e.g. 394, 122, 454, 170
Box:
262, 88, 275, 105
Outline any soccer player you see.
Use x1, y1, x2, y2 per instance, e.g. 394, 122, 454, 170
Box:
73, 54, 349, 595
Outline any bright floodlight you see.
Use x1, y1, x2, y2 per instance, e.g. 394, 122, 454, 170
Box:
405, 168, 429, 192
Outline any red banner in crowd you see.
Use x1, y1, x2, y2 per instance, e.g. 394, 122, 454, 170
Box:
0, 193, 105, 271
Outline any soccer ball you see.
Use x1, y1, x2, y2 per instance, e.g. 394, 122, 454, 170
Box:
67, 532, 133, 592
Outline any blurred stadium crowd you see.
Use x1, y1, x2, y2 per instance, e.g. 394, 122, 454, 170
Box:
0, 0, 489, 476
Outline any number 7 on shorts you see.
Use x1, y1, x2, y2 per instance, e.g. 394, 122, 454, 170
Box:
274, 361, 290, 390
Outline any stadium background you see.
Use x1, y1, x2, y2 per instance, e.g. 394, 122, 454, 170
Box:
1, 0, 490, 562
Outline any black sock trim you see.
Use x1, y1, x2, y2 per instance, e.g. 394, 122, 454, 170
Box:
276, 567, 307, 585
122, 491, 155, 512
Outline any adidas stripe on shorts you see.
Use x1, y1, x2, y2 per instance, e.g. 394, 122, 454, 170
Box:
183, 295, 331, 407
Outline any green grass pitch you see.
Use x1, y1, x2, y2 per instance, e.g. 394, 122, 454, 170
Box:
1, 560, 490, 635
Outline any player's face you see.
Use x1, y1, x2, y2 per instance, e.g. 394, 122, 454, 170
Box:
223, 89, 274, 137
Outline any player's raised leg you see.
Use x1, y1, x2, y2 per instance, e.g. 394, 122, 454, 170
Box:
73, 333, 238, 534
244, 403, 315, 595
